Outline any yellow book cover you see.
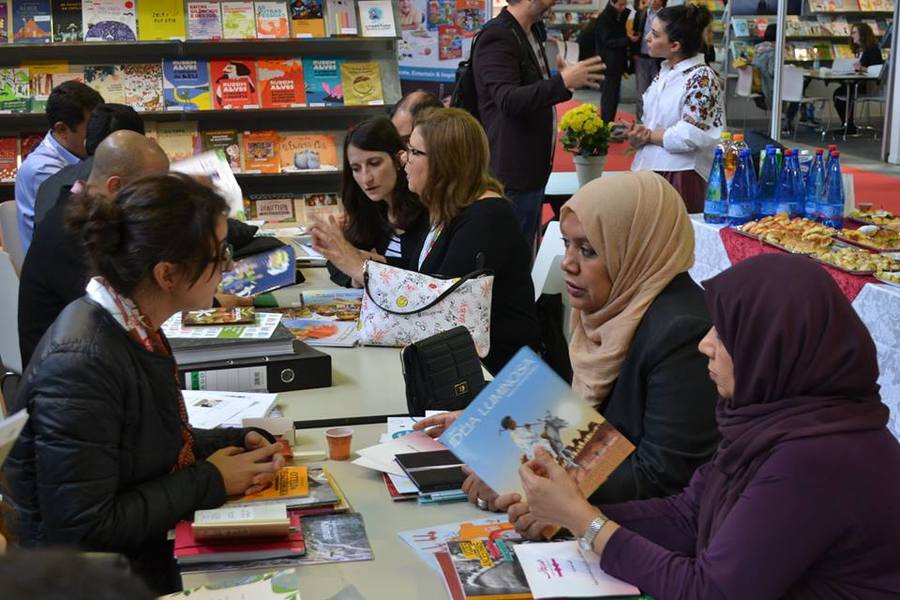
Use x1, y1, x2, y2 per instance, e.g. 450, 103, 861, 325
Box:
157, 121, 199, 162
235, 466, 310, 502
324, 468, 351, 513
278, 133, 337, 172
138, 0, 187, 40
25, 62, 68, 110
339, 62, 384, 106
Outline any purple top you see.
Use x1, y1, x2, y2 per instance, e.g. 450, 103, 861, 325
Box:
599, 429, 900, 599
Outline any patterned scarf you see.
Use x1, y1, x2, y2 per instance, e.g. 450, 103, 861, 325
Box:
86, 277, 197, 470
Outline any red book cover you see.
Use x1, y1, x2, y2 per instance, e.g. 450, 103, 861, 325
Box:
0, 137, 18, 182
210, 58, 260, 110
258, 58, 306, 108
435, 551, 466, 600
381, 472, 417, 502
174, 511, 305, 564
438, 25, 462, 61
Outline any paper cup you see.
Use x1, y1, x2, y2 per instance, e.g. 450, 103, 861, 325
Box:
325, 427, 354, 461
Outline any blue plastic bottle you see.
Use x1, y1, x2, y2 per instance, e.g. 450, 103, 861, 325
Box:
775, 149, 803, 217
804, 149, 827, 221
757, 146, 780, 217
821, 151, 845, 229
728, 149, 755, 226
742, 149, 759, 218
790, 149, 806, 217
704, 148, 729, 224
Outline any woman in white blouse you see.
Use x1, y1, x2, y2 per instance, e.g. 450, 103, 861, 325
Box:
625, 4, 724, 213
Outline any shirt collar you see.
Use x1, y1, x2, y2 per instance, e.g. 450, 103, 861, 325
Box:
44, 130, 82, 165
663, 53, 706, 74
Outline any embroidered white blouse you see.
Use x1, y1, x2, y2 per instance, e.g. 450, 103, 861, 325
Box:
631, 53, 725, 180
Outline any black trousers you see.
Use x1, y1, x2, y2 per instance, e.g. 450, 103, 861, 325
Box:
833, 83, 860, 127
600, 73, 623, 123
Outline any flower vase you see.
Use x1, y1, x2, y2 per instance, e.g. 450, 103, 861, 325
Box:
573, 154, 607, 188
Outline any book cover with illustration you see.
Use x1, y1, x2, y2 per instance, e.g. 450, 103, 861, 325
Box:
398, 517, 518, 572
279, 133, 337, 172
258, 58, 306, 108
202, 129, 241, 171
295, 513, 372, 565
299, 288, 363, 320
242, 130, 281, 173
183, 306, 257, 326
221, 245, 296, 297
302, 57, 344, 106
358, 0, 396, 37
0, 4, 8, 44
428, 0, 454, 27
289, 0, 325, 37
83, 64, 125, 104
163, 58, 211, 111
222, 0, 257, 39
454, 0, 484, 37
438, 25, 463, 60
83, 0, 137, 41
27, 62, 66, 111
255, 1, 289, 38
50, 67, 83, 88
440, 347, 635, 504
12, 0, 52, 43
211, 58, 259, 109
52, 0, 83, 42
325, 0, 357, 34
340, 62, 383, 106
156, 120, 199, 162
437, 539, 532, 600
250, 195, 295, 221
137, 0, 186, 40
275, 316, 359, 347
0, 137, 19, 182
123, 63, 164, 112
187, 1, 222, 39
298, 193, 340, 223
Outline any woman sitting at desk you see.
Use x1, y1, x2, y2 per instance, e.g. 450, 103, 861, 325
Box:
5, 175, 284, 594
834, 22, 884, 135
508, 254, 900, 598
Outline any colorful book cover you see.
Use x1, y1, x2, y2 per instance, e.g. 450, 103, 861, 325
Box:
211, 58, 259, 110
438, 25, 463, 61
437, 540, 531, 600
83, 0, 138, 41
255, 1, 289, 38
276, 316, 359, 347
295, 513, 372, 565
12, 0, 52, 43
27, 62, 66, 111
0, 137, 19, 182
832, 43, 854, 59
258, 58, 306, 108
242, 130, 281, 173
325, 0, 357, 34
298, 193, 339, 223
83, 64, 125, 103
299, 288, 363, 320
173, 511, 305, 564
339, 62, 383, 106
357, 0, 395, 37
454, 0, 484, 37
163, 58, 211, 111
50, 68, 83, 88
440, 347, 635, 502
289, 0, 325, 37
122, 63, 164, 112
220, 245, 296, 296
302, 56, 344, 106
156, 120, 199, 162
221, 0, 257, 39
51, 0, 83, 42
0, 67, 30, 112
187, 1, 222, 39
427, 0, 453, 27
398, 517, 517, 573
183, 306, 257, 326
278, 133, 337, 172
0, 3, 8, 44
202, 129, 241, 172
137, 0, 186, 40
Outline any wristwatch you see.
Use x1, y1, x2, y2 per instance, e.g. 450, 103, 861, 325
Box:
577, 513, 608, 552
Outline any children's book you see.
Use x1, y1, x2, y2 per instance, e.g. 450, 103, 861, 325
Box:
83, 0, 137, 41
357, 0, 396, 37
325, 0, 357, 34
137, 0, 186, 40
51, 0, 82, 42
274, 313, 359, 347
437, 539, 532, 600
222, 0, 257, 38
258, 58, 306, 108
289, 0, 325, 37
454, 0, 483, 37
298, 193, 340, 223
163, 58, 211, 111
731, 18, 750, 38
50, 67, 83, 88
12, 0, 52, 43
278, 133, 337, 172
186, 1, 222, 39
26, 62, 66, 111
339, 62, 383, 105
251, 196, 296, 221
255, 1, 289, 38
211, 58, 259, 109
302, 56, 344, 106
427, 0, 453, 27
83, 64, 125, 103
202, 129, 241, 171
183, 306, 257, 327
156, 120, 199, 162
0, 137, 18, 182
242, 130, 281, 173
220, 245, 296, 296
123, 63, 164, 112
0, 68, 29, 112
0, 3, 8, 44
438, 25, 463, 60
398, 518, 519, 573
299, 288, 363, 319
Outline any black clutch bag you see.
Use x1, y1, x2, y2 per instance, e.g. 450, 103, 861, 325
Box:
400, 326, 486, 416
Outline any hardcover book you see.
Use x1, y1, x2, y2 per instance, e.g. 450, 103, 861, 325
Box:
279, 133, 337, 172
222, 0, 257, 39
302, 56, 344, 106
0, 137, 18, 181
192, 504, 291, 540
187, 1, 222, 39
123, 63, 164, 112
255, 1, 289, 38
163, 58, 211, 111
242, 129, 282, 173
211, 58, 259, 109
357, 0, 395, 37
202, 129, 241, 171
12, 0, 52, 43
258, 58, 306, 108
156, 120, 199, 161
83, 0, 138, 41
83, 64, 125, 104
137, 0, 186, 40
51, 0, 82, 42
289, 0, 325, 37
220, 245, 296, 295
339, 62, 384, 106
174, 511, 305, 564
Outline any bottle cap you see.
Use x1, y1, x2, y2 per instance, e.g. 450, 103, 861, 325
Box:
828, 144, 838, 150
784, 149, 793, 155
733, 133, 745, 141
714, 147, 723, 155
815, 148, 824, 155
832, 151, 840, 157
766, 146, 776, 154
721, 132, 732, 139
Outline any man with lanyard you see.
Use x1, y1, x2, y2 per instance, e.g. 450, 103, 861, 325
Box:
631, 0, 667, 122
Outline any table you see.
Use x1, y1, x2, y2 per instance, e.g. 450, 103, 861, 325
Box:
803, 70, 879, 139
181, 423, 485, 599
690, 216, 900, 441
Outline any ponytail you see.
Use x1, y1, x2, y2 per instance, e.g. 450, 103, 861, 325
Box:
656, 4, 712, 58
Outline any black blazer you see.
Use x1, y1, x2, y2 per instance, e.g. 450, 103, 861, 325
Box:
473, 8, 572, 191
589, 273, 720, 504
418, 197, 540, 374
595, 5, 631, 76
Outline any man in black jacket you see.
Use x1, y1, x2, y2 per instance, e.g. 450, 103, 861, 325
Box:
631, 0, 666, 121
595, 0, 631, 124
473, 1, 604, 247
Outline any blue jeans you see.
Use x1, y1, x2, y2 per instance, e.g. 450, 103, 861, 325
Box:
505, 187, 545, 249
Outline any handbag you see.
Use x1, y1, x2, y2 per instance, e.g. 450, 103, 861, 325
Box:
401, 326, 487, 416
359, 260, 494, 357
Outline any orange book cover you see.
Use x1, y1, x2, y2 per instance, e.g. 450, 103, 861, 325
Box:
258, 58, 306, 108
232, 466, 310, 503
242, 130, 282, 173
210, 58, 259, 110
279, 133, 337, 172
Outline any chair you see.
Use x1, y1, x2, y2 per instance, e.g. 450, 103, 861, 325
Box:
735, 66, 768, 128
531, 221, 565, 301
0, 251, 22, 376
0, 201, 23, 275
781, 66, 828, 140
855, 64, 888, 138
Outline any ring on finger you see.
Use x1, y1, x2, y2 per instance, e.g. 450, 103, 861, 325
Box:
476, 497, 489, 510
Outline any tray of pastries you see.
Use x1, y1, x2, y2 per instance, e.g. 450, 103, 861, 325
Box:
875, 270, 900, 290
837, 226, 900, 252
847, 208, 900, 231
813, 243, 900, 275
735, 215, 836, 255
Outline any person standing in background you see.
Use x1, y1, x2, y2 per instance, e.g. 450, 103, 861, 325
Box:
631, 0, 666, 122
595, 0, 631, 124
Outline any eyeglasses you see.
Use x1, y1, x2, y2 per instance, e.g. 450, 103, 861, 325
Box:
406, 145, 427, 160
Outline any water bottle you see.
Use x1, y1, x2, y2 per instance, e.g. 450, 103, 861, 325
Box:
821, 151, 845, 229
742, 148, 759, 217
757, 146, 780, 217
717, 131, 732, 155
703, 148, 729, 224
790, 149, 806, 217
725, 133, 747, 188
775, 149, 803, 217
804, 149, 827, 221
728, 149, 755, 226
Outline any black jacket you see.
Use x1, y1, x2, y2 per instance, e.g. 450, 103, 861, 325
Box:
595, 5, 631, 76
630, 8, 651, 57
7, 298, 260, 594
419, 197, 540, 375
589, 273, 720, 504
34, 157, 92, 229
473, 8, 572, 191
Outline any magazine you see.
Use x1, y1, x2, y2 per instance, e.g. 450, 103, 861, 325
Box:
439, 539, 532, 600
276, 316, 359, 347
220, 245, 297, 297
399, 517, 519, 572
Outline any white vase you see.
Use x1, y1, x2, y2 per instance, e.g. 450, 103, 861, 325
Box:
573, 154, 607, 188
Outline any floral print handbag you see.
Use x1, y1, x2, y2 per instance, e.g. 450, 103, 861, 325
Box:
359, 260, 494, 357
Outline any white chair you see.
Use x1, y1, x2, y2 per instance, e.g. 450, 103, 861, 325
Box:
0, 250, 22, 375
531, 221, 565, 301
781, 66, 828, 140
855, 64, 888, 138
0, 201, 24, 275
735, 66, 767, 128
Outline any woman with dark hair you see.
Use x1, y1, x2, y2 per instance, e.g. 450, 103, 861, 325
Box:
5, 175, 284, 594
625, 4, 724, 214
507, 254, 900, 598
833, 22, 883, 134
313, 117, 428, 287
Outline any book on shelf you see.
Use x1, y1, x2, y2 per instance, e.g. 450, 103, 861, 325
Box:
752, 17, 769, 38
258, 58, 307, 108
187, 1, 223, 39
0, 137, 18, 181
302, 57, 344, 106
191, 503, 292, 541
832, 43, 854, 59
250, 195, 296, 220
137, 0, 186, 40
255, 1, 290, 38
51, 0, 82, 42
83, 64, 125, 104
123, 63, 164, 112
438, 25, 463, 60
174, 511, 305, 564
27, 62, 66, 112
436, 539, 532, 600
279, 133, 338, 172
156, 121, 199, 162
163, 58, 211, 111
50, 67, 82, 88
243, 130, 282, 173
0, 3, 8, 44
811, 42, 833, 60
0, 68, 31, 112
731, 18, 750, 38
12, 0, 52, 43
358, 0, 396, 37
298, 193, 340, 223
340, 62, 384, 106
325, 0, 358, 35
222, 0, 257, 39
202, 129, 242, 172
211, 58, 260, 110
454, 0, 484, 37
289, 0, 325, 37
428, 0, 454, 27
82, 0, 137, 41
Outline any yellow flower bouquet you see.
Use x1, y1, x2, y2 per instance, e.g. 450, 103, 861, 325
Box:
559, 103, 612, 157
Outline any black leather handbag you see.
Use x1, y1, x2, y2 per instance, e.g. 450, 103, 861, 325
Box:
401, 326, 486, 416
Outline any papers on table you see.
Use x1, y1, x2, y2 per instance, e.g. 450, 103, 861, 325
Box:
183, 390, 279, 429
831, 58, 857, 75
383, 411, 447, 441
163, 311, 283, 340
514, 541, 641, 598
352, 432, 447, 477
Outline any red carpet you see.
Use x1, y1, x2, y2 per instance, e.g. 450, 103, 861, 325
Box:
552, 100, 634, 173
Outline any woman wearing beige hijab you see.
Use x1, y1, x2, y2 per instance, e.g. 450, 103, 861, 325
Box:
416, 172, 719, 527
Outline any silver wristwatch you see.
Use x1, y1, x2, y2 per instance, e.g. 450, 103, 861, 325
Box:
578, 514, 608, 552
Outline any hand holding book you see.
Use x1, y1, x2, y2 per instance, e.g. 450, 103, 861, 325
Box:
207, 442, 285, 496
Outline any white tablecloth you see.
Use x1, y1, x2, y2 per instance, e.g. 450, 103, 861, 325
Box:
690, 216, 900, 441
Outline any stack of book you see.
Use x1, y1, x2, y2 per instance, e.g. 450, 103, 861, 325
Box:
269, 289, 363, 348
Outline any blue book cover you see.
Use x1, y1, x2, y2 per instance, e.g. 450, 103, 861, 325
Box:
220, 245, 296, 297
163, 58, 212, 112
302, 56, 345, 106
11, 0, 52, 43
440, 347, 635, 498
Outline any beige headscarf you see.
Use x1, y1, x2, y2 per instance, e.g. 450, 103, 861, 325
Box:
562, 171, 695, 405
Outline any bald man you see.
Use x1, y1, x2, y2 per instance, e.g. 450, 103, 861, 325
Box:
18, 131, 170, 367
390, 90, 443, 141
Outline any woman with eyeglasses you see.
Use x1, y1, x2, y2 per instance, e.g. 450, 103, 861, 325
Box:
5, 175, 284, 595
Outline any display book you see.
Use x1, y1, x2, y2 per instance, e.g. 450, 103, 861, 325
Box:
268, 288, 363, 348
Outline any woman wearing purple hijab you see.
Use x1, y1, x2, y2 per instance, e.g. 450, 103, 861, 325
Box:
507, 254, 900, 599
